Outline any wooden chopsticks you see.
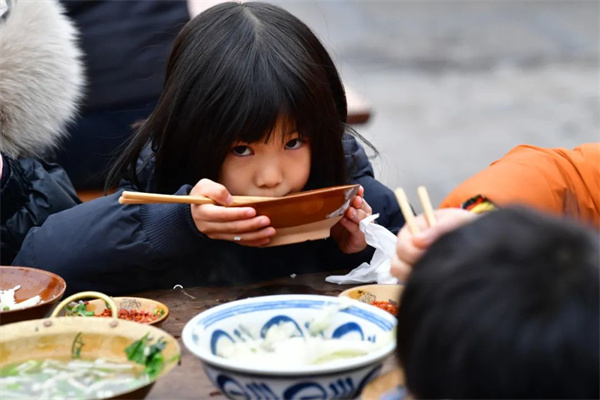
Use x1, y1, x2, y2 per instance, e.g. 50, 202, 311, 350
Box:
394, 186, 437, 234
118, 191, 276, 206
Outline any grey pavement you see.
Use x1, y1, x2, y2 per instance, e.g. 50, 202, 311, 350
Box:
271, 0, 599, 210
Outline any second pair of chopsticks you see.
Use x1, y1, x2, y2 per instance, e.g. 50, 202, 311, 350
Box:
118, 191, 276, 206
394, 186, 437, 234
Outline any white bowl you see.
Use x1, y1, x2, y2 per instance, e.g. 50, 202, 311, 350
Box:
182, 294, 396, 399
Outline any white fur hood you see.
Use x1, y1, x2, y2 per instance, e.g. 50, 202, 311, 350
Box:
0, 0, 84, 158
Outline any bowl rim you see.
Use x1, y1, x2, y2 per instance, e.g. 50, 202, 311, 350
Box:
338, 284, 404, 300
245, 184, 359, 207
0, 266, 67, 314
181, 294, 396, 376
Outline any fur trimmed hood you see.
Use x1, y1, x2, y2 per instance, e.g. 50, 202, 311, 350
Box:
0, 0, 84, 158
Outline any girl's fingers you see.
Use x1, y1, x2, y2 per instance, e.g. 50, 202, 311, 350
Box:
338, 217, 368, 253
192, 204, 258, 223
360, 198, 372, 215
190, 178, 233, 205
201, 216, 272, 235
350, 195, 372, 216
339, 216, 363, 235
345, 205, 371, 224
351, 195, 363, 209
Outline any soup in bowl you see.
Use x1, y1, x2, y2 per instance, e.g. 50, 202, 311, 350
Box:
0, 292, 180, 399
0, 266, 66, 325
182, 294, 396, 399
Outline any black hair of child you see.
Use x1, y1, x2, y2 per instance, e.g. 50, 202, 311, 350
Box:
107, 2, 362, 194
397, 206, 599, 399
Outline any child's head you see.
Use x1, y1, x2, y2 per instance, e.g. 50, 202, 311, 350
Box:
396, 206, 599, 399
111, 2, 348, 194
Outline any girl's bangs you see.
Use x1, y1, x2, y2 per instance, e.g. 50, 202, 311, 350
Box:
231, 87, 301, 145
232, 60, 324, 144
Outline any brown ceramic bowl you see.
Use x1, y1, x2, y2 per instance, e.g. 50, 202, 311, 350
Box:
70, 296, 169, 327
0, 292, 180, 399
0, 266, 66, 325
251, 184, 360, 246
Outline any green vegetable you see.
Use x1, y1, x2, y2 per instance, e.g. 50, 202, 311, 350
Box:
0, 358, 149, 398
152, 308, 166, 317
2, 306, 8, 311
71, 332, 84, 359
125, 333, 167, 380
65, 301, 94, 317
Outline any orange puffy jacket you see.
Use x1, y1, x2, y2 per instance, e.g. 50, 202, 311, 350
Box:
440, 143, 600, 228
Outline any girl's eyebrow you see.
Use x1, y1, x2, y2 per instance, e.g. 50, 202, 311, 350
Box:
280, 131, 302, 143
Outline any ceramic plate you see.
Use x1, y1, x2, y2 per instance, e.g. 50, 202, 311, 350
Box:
69, 296, 169, 326
338, 284, 403, 305
0, 266, 66, 325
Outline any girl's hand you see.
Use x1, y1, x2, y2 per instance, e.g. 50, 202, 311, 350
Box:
189, 179, 275, 247
391, 208, 478, 281
330, 186, 372, 254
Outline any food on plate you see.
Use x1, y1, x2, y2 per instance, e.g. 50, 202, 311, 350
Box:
214, 299, 393, 368
0, 285, 41, 311
346, 288, 400, 314
96, 308, 164, 323
370, 300, 399, 315
0, 333, 168, 399
217, 321, 390, 367
66, 301, 165, 323
0, 358, 148, 399
339, 285, 402, 316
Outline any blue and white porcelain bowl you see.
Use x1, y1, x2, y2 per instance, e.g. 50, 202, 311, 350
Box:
182, 294, 396, 400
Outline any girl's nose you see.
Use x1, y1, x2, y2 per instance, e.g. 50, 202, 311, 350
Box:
256, 163, 283, 188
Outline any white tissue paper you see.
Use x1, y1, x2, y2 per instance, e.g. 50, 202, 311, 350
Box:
326, 214, 399, 284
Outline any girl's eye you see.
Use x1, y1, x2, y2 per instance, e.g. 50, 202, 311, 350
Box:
232, 146, 252, 156
285, 138, 304, 150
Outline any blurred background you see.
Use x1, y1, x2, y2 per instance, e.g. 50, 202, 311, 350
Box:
265, 0, 599, 210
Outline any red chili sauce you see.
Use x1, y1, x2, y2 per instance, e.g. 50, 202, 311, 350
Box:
370, 300, 399, 315
96, 308, 160, 323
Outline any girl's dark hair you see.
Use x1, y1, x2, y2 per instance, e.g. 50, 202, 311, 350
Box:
397, 206, 600, 399
107, 2, 349, 194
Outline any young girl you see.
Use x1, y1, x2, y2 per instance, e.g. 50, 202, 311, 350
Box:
14, 2, 405, 294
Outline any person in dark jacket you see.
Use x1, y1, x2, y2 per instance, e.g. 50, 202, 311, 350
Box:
14, 2, 404, 294
396, 207, 599, 399
0, 0, 83, 264
55, 0, 190, 189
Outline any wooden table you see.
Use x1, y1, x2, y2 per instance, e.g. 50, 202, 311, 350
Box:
130, 271, 397, 399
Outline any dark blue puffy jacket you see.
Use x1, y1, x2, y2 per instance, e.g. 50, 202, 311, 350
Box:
14, 135, 404, 295
1, 155, 80, 264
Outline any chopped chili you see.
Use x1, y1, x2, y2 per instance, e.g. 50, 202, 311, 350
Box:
370, 300, 398, 315
96, 308, 161, 323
